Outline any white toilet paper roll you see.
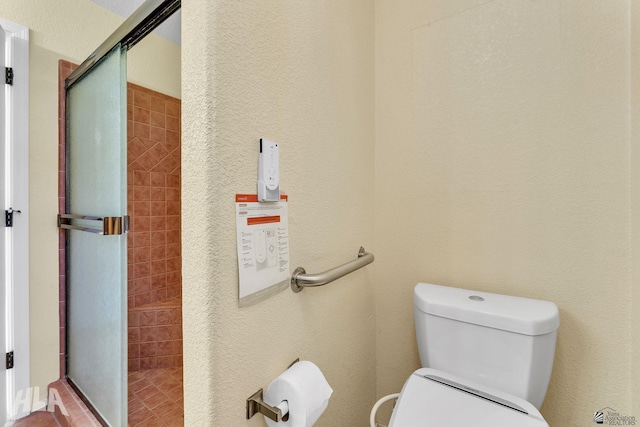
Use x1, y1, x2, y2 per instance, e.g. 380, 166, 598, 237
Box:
263, 360, 333, 427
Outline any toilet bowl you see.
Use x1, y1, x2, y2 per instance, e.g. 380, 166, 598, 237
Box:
385, 283, 559, 426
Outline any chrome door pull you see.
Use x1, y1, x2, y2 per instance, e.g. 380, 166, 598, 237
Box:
57, 214, 129, 235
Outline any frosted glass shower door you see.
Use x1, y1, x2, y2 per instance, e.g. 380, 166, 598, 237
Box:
65, 45, 127, 426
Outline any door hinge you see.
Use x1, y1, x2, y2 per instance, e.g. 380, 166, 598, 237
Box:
6, 351, 13, 370
5, 67, 13, 85
5, 208, 21, 227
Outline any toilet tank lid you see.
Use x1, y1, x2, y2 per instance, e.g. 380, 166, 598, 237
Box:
414, 283, 560, 336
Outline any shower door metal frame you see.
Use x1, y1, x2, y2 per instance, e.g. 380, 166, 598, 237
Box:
62, 0, 180, 424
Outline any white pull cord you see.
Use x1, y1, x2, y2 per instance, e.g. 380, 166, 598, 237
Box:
370, 393, 400, 427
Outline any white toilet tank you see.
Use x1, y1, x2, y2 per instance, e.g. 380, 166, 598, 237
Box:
414, 283, 560, 409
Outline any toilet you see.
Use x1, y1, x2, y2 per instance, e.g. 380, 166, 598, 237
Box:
388, 283, 560, 427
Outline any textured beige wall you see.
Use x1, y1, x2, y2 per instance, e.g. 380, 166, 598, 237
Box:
375, 0, 636, 425
181, 1, 375, 425
632, 0, 640, 416
0, 0, 179, 395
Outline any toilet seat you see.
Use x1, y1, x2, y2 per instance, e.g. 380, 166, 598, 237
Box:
388, 368, 549, 427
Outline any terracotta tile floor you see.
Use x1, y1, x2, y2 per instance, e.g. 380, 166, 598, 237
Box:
128, 367, 184, 426
11, 367, 183, 426
13, 379, 101, 426
12, 411, 59, 427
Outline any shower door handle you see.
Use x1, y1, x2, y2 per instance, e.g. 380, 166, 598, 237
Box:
58, 214, 130, 235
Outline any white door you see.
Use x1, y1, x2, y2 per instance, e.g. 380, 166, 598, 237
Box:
0, 18, 30, 422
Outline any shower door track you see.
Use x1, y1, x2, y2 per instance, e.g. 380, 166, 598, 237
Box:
65, 0, 180, 90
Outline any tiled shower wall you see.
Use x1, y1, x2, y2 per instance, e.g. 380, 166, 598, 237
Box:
58, 60, 182, 376
127, 83, 182, 371
127, 83, 182, 309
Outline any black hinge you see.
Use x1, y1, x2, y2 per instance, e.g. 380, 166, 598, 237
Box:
5, 208, 21, 227
6, 351, 13, 370
5, 67, 13, 85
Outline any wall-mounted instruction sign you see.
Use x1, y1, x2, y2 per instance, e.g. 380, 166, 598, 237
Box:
236, 194, 289, 307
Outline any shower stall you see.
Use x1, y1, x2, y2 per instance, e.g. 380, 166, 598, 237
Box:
57, 1, 181, 425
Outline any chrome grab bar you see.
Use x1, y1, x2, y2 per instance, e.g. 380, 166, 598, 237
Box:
290, 247, 374, 293
57, 214, 130, 235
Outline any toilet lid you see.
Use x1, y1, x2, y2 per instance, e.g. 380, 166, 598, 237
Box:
388, 368, 549, 427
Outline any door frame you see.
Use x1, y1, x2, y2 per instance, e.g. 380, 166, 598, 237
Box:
0, 17, 30, 421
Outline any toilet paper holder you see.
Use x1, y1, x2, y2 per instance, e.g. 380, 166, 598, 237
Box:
246, 358, 299, 422
246, 389, 289, 422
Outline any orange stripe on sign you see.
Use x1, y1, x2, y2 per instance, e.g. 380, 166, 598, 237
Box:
236, 194, 259, 202
247, 216, 280, 226
236, 194, 288, 202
